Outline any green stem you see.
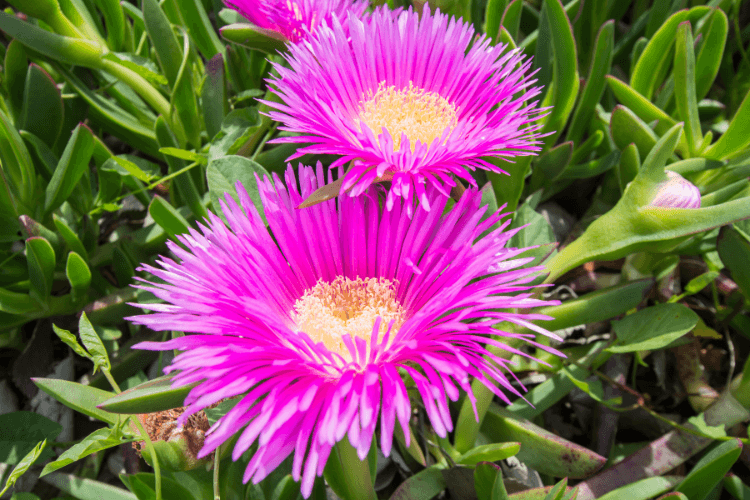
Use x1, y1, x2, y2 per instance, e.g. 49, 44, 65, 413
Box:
103, 369, 162, 500
131, 417, 163, 500
97, 58, 172, 122
213, 449, 221, 500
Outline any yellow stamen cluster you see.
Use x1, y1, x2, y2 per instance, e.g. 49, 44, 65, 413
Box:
293, 276, 405, 358
358, 81, 459, 152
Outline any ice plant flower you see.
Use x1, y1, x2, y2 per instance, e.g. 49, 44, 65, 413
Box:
650, 171, 701, 209
266, 8, 547, 211
224, 0, 368, 43
128, 164, 561, 497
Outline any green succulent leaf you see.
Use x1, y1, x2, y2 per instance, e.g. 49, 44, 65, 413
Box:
66, 251, 91, 303
457, 442, 520, 466
674, 439, 742, 500
608, 303, 699, 353
99, 374, 197, 414
25, 237, 55, 306
596, 477, 682, 500
475, 462, 509, 500
32, 378, 117, 424
19, 64, 64, 149
44, 124, 95, 214
481, 404, 606, 478
673, 22, 702, 155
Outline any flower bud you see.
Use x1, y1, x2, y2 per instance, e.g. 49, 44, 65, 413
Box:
133, 408, 210, 471
650, 171, 701, 209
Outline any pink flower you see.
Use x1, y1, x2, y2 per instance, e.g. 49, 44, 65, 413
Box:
128, 164, 561, 497
265, 8, 547, 211
224, 0, 368, 43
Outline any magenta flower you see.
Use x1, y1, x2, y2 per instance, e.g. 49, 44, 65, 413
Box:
128, 164, 561, 497
265, 8, 547, 210
224, 0, 368, 44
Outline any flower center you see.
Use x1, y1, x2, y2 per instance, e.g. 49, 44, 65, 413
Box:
358, 81, 459, 152
293, 276, 405, 358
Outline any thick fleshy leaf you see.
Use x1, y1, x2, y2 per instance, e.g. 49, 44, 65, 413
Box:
566, 21, 614, 145
390, 465, 446, 500
543, 478, 570, 500
484, 0, 508, 44
723, 474, 750, 500
694, 9, 727, 102
482, 404, 606, 478
19, 64, 63, 149
32, 378, 117, 424
4, 40, 28, 117
149, 196, 191, 240
475, 462, 509, 500
56, 66, 160, 158
630, 7, 709, 100
98, 374, 197, 414
507, 486, 572, 500
201, 54, 228, 140
53, 214, 88, 261
95, 0, 125, 51
44, 124, 94, 214
0, 109, 35, 206
674, 439, 742, 500
500, 0, 523, 40
673, 22, 701, 155
173, 0, 224, 58
705, 87, 750, 159
323, 439, 377, 500
606, 76, 688, 156
597, 477, 681, 500
142, 0, 201, 147
66, 251, 91, 303
457, 442, 520, 466
528, 142, 572, 192
608, 303, 699, 353
26, 237, 55, 306
537, 0, 579, 149
616, 143, 640, 192
609, 106, 657, 161
0, 11, 104, 67
220, 23, 289, 53
562, 150, 620, 180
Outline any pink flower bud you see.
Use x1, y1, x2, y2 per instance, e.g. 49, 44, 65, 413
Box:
650, 171, 701, 209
